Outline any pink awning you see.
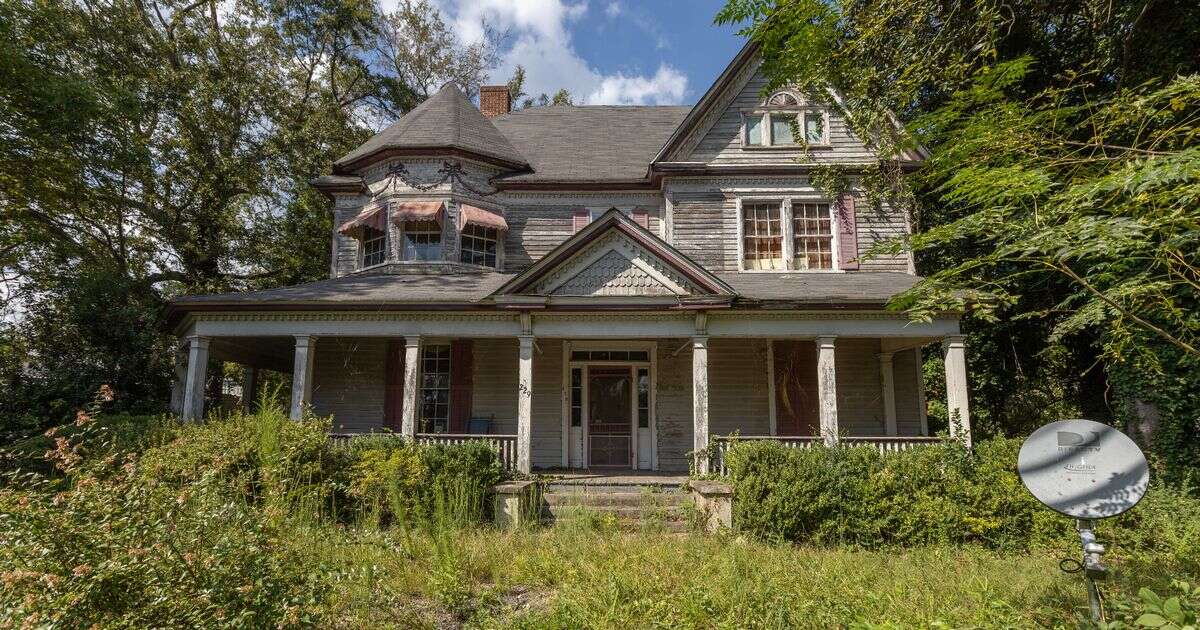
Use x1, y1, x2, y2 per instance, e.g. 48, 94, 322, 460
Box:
390, 200, 445, 225
336, 202, 387, 235
457, 204, 509, 232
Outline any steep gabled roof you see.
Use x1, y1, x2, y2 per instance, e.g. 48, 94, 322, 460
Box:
334, 84, 529, 172
492, 209, 736, 301
489, 105, 691, 184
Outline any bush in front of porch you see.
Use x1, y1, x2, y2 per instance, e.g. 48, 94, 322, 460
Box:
725, 439, 1200, 571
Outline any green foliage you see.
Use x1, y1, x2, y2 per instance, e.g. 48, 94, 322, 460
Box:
726, 438, 1200, 566
1099, 581, 1200, 629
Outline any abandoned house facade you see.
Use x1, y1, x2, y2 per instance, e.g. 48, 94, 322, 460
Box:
166, 43, 971, 474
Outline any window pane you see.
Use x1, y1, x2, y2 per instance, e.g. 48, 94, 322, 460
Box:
419, 344, 452, 432
746, 115, 763, 145
459, 224, 499, 268
404, 221, 442, 261
771, 114, 796, 145
361, 227, 386, 267
805, 111, 825, 143
742, 202, 784, 270
791, 202, 834, 270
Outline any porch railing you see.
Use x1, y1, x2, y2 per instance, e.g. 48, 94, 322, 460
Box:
328, 432, 519, 472
709, 435, 950, 476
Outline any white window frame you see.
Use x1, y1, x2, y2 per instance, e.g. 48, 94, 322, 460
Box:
741, 91, 831, 149
418, 342, 452, 434
399, 219, 443, 262
736, 196, 842, 273
358, 226, 388, 270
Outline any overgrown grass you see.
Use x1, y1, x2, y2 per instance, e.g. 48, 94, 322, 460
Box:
299, 525, 1183, 628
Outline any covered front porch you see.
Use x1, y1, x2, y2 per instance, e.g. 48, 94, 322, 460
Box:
169, 311, 971, 475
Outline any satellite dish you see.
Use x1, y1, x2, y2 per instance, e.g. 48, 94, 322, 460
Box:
1018, 419, 1149, 519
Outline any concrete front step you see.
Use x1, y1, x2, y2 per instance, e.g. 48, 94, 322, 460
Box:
543, 491, 688, 508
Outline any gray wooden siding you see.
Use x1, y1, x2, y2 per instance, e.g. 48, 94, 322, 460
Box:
686, 69, 876, 166
311, 337, 385, 432
670, 193, 739, 271
531, 339, 564, 468
709, 338, 772, 436
654, 339, 694, 472
470, 338, 519, 434
834, 338, 885, 434
504, 207, 576, 272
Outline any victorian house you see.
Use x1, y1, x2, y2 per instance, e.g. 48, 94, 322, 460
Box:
166, 42, 971, 474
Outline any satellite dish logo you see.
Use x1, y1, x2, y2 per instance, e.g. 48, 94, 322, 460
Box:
1057, 430, 1102, 452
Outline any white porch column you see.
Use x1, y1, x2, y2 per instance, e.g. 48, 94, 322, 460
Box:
517, 334, 534, 474
943, 334, 972, 447
815, 336, 839, 445
289, 335, 316, 420
401, 336, 421, 438
181, 336, 210, 422
170, 344, 188, 416
242, 367, 259, 413
692, 335, 710, 474
879, 351, 898, 436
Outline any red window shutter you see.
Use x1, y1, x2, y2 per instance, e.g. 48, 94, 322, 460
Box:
383, 341, 405, 431
449, 340, 474, 433
572, 209, 590, 233
836, 193, 859, 270
631, 208, 649, 229
773, 341, 820, 436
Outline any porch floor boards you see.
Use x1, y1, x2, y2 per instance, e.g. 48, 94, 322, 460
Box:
537, 469, 688, 490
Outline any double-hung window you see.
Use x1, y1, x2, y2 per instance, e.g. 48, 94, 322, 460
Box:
741, 201, 786, 270
741, 200, 837, 271
360, 226, 387, 267
402, 220, 442, 261
419, 344, 451, 433
459, 224, 498, 267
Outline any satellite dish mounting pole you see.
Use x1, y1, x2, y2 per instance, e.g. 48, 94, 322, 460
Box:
1076, 519, 1106, 622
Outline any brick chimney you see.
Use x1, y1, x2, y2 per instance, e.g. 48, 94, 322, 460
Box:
479, 85, 511, 118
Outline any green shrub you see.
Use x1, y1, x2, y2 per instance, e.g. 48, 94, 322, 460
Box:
726, 437, 1199, 560
342, 437, 504, 527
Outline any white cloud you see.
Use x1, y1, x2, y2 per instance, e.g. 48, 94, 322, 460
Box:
585, 64, 687, 105
432, 0, 688, 105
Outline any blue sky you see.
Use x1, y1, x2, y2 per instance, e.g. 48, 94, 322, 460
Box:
428, 0, 746, 105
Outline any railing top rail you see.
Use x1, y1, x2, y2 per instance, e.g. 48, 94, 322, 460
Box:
415, 433, 518, 439
714, 435, 949, 443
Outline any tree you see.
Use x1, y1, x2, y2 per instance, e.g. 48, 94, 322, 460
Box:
505, 65, 575, 109
376, 0, 502, 101
717, 0, 1200, 471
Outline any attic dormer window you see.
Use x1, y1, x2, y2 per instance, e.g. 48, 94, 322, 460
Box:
743, 91, 829, 148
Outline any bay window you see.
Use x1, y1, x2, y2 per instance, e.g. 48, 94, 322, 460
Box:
459, 224, 499, 267
360, 226, 387, 267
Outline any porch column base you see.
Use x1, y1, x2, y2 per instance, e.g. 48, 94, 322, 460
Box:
688, 480, 733, 533
493, 480, 539, 529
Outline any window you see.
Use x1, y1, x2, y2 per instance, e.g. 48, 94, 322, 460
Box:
570, 368, 583, 427
403, 220, 441, 261
792, 202, 834, 270
741, 201, 785, 270
771, 113, 797, 145
570, 350, 650, 362
419, 344, 451, 433
744, 91, 829, 148
360, 226, 387, 267
459, 224, 498, 267
636, 367, 649, 429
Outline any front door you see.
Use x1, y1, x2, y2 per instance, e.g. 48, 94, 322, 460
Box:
587, 367, 632, 467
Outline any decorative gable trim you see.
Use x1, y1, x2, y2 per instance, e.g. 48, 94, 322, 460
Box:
536, 234, 694, 297
492, 209, 736, 298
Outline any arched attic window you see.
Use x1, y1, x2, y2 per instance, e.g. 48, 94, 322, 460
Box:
743, 90, 830, 148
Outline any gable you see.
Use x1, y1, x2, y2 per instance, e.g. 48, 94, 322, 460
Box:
679, 66, 877, 165
492, 208, 735, 300
538, 234, 696, 297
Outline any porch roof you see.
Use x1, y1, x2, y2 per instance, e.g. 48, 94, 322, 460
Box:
165, 269, 924, 327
